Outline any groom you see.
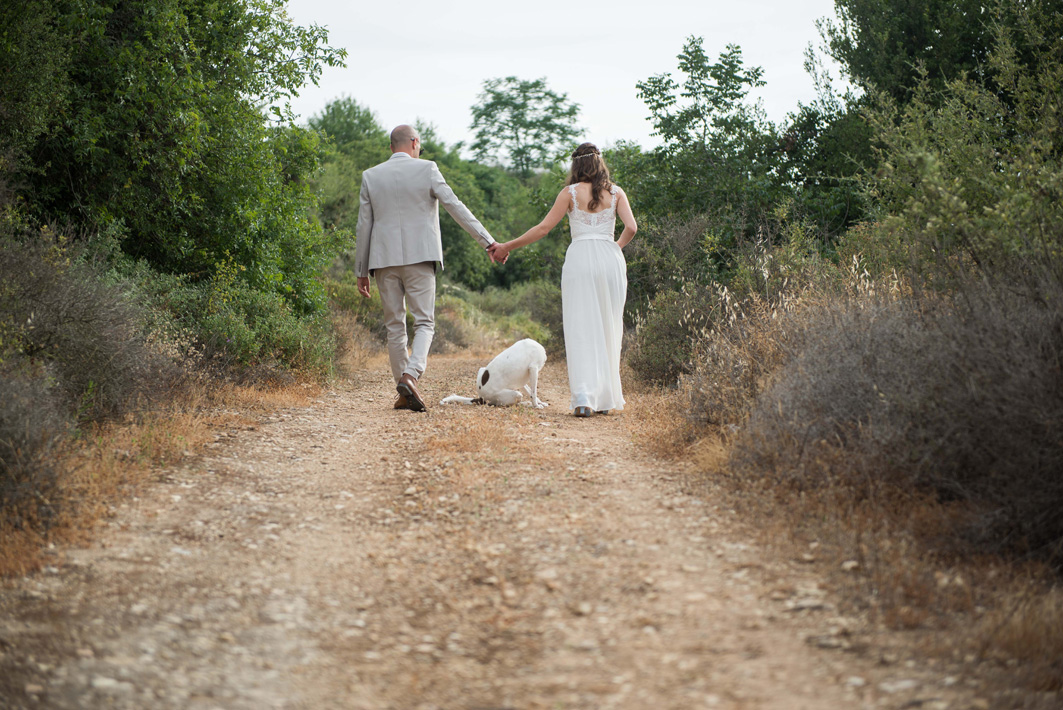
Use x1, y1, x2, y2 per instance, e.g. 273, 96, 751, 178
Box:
355, 124, 506, 412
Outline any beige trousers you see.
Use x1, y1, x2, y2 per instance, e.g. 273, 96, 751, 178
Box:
374, 262, 436, 383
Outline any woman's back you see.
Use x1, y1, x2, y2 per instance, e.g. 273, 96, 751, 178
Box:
569, 181, 615, 215
568, 182, 618, 239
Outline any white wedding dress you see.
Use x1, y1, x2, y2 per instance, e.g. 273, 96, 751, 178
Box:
561, 184, 627, 412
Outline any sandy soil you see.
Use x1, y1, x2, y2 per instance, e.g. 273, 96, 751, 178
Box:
0, 353, 987, 709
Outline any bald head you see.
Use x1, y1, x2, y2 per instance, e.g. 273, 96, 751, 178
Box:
390, 124, 420, 152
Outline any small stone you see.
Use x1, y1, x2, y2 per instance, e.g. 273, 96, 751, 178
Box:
808, 635, 844, 649
91, 676, 133, 694
785, 598, 832, 612
845, 676, 866, 688
404, 486, 417, 496
24, 684, 44, 695
841, 560, 860, 572
573, 602, 593, 616
878, 679, 918, 694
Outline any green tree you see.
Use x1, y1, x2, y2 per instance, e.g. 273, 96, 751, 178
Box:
851, 0, 1063, 281
0, 1, 70, 180
16, 0, 346, 312
309, 98, 389, 231
633, 38, 782, 229
469, 76, 580, 177
819, 0, 991, 102
773, 48, 874, 238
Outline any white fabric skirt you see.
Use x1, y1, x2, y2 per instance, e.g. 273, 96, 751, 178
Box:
561, 237, 627, 412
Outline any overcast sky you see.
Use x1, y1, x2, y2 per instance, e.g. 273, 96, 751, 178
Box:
282, 0, 846, 153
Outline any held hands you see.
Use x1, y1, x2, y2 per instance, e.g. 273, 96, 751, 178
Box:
487, 242, 510, 264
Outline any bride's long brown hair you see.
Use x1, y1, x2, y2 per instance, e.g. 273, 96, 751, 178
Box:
565, 142, 613, 211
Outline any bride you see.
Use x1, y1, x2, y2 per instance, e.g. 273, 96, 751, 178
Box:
494, 143, 637, 417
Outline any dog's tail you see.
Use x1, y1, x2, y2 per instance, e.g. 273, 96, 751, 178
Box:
440, 394, 486, 405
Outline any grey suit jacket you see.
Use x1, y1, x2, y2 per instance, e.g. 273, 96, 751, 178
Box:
354, 152, 495, 278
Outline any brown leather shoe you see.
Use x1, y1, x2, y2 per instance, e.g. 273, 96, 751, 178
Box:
396, 373, 426, 412
394, 393, 410, 410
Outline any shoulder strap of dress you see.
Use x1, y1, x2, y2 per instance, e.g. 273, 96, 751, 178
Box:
609, 184, 619, 209
568, 184, 579, 211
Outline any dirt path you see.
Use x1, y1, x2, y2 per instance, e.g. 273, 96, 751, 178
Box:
1, 353, 983, 709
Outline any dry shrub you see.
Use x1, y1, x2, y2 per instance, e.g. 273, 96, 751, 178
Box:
681, 286, 804, 428
0, 368, 69, 534
0, 234, 174, 421
732, 277, 1063, 568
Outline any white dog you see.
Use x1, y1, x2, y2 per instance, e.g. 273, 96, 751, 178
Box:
440, 338, 548, 408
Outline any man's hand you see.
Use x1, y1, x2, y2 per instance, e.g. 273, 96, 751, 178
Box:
357, 276, 371, 298
487, 242, 509, 264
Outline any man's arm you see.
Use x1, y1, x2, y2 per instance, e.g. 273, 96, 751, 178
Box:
429, 163, 495, 249
354, 173, 374, 296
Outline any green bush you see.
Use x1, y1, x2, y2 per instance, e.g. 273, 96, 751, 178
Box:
468, 280, 562, 354
134, 267, 336, 382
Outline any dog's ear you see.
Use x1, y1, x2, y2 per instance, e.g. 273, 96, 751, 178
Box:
479, 368, 490, 387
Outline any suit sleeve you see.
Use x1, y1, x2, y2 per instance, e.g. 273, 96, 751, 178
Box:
429, 163, 495, 248
354, 172, 373, 278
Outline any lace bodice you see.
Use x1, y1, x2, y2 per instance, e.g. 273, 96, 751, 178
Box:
569, 184, 618, 240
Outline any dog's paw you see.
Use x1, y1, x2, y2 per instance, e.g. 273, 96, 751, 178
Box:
533, 400, 549, 409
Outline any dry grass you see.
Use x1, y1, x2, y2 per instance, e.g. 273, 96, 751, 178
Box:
0, 377, 318, 577
426, 418, 516, 456
331, 314, 386, 379
624, 388, 700, 461
975, 583, 1063, 693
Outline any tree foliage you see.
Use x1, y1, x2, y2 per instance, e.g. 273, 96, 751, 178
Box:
631, 39, 781, 221
470, 76, 580, 177
5, 0, 347, 313
820, 0, 991, 102
851, 0, 1063, 282
310, 98, 389, 232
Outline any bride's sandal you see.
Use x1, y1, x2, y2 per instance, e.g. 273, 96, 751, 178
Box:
573, 406, 594, 418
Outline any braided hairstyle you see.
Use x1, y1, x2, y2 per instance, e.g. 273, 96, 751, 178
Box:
565, 142, 613, 211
